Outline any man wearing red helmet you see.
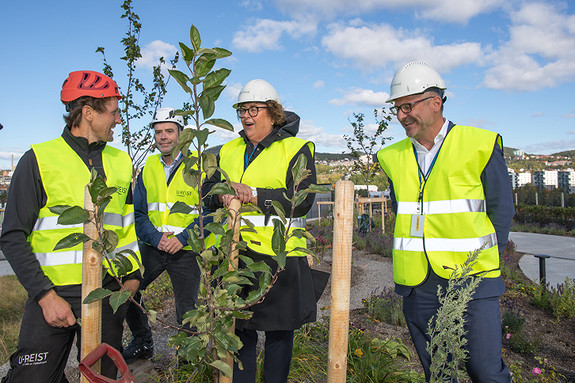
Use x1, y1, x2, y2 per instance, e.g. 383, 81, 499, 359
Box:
0, 70, 141, 382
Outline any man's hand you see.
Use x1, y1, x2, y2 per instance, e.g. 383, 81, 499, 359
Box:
38, 289, 76, 328
164, 236, 184, 254
157, 231, 174, 252
123, 279, 140, 297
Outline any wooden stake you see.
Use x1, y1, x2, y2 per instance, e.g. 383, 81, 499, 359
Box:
81, 185, 102, 382
327, 180, 354, 382
219, 198, 242, 383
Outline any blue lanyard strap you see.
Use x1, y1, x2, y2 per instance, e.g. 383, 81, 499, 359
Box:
412, 144, 441, 204
244, 146, 258, 169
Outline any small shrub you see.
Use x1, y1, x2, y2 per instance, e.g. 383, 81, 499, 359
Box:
549, 278, 575, 320
501, 299, 526, 335
362, 287, 405, 327
347, 324, 422, 382
529, 283, 552, 310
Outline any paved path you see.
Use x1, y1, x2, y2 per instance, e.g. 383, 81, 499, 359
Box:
510, 232, 575, 288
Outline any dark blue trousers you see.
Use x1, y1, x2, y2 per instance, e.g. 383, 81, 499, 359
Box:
125, 243, 200, 340
233, 329, 294, 383
402, 275, 511, 382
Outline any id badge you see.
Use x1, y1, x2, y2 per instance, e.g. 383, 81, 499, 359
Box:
410, 214, 424, 237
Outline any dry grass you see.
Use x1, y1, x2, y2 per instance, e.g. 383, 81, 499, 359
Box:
0, 275, 27, 364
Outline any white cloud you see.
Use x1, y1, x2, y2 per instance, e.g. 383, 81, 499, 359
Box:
274, 0, 505, 23
321, 22, 483, 72
239, 0, 264, 11
329, 88, 388, 107
313, 80, 324, 89
137, 40, 179, 70
225, 81, 244, 102
298, 120, 346, 150
483, 3, 575, 91
0, 152, 23, 161
523, 138, 575, 154
232, 18, 317, 52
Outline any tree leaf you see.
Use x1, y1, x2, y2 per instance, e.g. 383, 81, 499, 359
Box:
183, 168, 199, 189
54, 233, 91, 251
204, 68, 231, 89
57, 206, 90, 225
190, 25, 201, 51
89, 176, 107, 203
101, 229, 119, 253
291, 153, 308, 185
206, 182, 234, 196
205, 222, 226, 235
204, 118, 234, 132
199, 93, 215, 120
271, 201, 286, 223
202, 85, 225, 101
168, 69, 192, 94
247, 261, 272, 274
48, 205, 72, 215
196, 58, 216, 78
83, 287, 113, 304
271, 219, 286, 255
179, 42, 194, 62
238, 205, 261, 214
196, 128, 209, 147
302, 184, 331, 194
213, 47, 232, 58
210, 360, 232, 377
275, 251, 287, 269
170, 201, 195, 214
109, 290, 132, 314
186, 227, 202, 252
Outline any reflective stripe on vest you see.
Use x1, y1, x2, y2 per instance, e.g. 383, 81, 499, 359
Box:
219, 137, 314, 256
396, 199, 486, 215
30, 137, 140, 285
377, 125, 502, 286
33, 212, 135, 231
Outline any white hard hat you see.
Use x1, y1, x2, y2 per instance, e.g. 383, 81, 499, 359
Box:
152, 107, 184, 129
387, 61, 446, 103
233, 79, 281, 109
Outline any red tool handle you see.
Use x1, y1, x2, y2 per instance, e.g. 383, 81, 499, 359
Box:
79, 343, 136, 383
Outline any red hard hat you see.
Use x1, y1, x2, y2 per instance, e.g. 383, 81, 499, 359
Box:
60, 70, 122, 104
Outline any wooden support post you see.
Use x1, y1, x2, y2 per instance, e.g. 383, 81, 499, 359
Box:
81, 186, 102, 383
327, 180, 354, 382
219, 198, 242, 383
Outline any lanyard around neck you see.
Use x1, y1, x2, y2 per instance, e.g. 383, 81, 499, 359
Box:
244, 146, 258, 169
412, 143, 442, 205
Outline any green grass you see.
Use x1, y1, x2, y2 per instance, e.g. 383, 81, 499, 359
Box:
0, 275, 27, 364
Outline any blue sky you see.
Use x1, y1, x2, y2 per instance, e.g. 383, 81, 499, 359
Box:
1, 0, 575, 170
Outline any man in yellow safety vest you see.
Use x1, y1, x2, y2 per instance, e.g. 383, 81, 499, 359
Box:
376, 62, 514, 382
0, 70, 141, 382
122, 107, 206, 364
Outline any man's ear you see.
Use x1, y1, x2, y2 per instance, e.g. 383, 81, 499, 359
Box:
82, 105, 94, 122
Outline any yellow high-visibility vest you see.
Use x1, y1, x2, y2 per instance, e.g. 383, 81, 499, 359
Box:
219, 137, 314, 256
377, 125, 502, 287
142, 153, 214, 250
29, 136, 140, 286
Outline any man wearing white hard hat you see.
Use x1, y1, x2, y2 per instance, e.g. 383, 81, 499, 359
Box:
122, 107, 211, 363
376, 62, 514, 382
203, 79, 327, 382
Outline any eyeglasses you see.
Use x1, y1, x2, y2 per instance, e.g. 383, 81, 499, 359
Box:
236, 106, 268, 119
390, 96, 435, 115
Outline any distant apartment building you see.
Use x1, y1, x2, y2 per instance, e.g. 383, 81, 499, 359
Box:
513, 149, 526, 158
508, 169, 532, 189
517, 172, 532, 188
559, 169, 575, 193
533, 170, 558, 190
